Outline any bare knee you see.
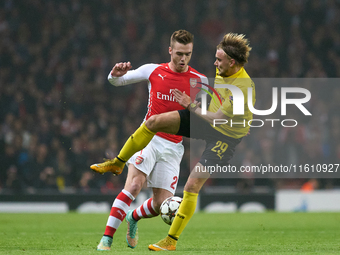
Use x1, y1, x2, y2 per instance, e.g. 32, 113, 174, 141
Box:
128, 181, 143, 195
184, 177, 206, 194
184, 183, 199, 193
124, 165, 147, 197
145, 115, 160, 132
184, 165, 209, 193
145, 112, 180, 134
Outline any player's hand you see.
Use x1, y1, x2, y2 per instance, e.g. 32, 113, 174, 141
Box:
193, 100, 201, 108
172, 89, 191, 108
110, 62, 132, 77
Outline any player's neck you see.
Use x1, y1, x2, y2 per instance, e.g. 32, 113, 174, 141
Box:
168, 62, 189, 73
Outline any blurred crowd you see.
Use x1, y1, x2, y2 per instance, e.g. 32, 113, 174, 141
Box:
0, 0, 339, 194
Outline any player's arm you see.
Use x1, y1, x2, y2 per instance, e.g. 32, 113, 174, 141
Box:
108, 62, 159, 86
172, 89, 229, 124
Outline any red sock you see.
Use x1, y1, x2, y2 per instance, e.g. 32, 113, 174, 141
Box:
104, 189, 135, 237
132, 198, 159, 221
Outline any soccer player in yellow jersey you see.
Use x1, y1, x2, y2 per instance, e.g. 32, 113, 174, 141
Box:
91, 33, 254, 251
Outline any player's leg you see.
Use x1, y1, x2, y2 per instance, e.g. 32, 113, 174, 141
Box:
97, 164, 146, 251
149, 132, 243, 251
90, 111, 181, 174
167, 168, 209, 238
148, 164, 208, 251
121, 140, 160, 248
126, 187, 173, 248
129, 187, 172, 222
126, 136, 183, 248
162, 122, 240, 246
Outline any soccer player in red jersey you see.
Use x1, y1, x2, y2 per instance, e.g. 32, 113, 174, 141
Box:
92, 30, 208, 251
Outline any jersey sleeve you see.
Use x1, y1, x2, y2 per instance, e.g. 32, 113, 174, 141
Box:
108, 63, 160, 86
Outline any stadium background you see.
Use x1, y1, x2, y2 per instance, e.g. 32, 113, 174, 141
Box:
0, 0, 339, 209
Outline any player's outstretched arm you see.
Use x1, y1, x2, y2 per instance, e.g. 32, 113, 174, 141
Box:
108, 63, 159, 87
110, 62, 132, 77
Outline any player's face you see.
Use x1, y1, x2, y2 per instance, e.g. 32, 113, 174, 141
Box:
169, 42, 193, 73
214, 49, 233, 77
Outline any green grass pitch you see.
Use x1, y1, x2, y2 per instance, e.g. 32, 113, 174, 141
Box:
0, 212, 339, 254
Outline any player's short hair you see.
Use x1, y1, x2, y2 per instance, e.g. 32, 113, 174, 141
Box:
217, 33, 252, 66
170, 30, 194, 48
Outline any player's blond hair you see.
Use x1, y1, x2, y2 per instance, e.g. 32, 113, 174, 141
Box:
170, 30, 194, 48
217, 33, 251, 66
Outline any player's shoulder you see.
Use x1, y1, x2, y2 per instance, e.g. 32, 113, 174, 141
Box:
150, 63, 168, 69
188, 66, 207, 78
139, 63, 162, 70
240, 68, 254, 85
240, 67, 251, 79
237, 68, 254, 89
136, 63, 163, 76
159, 63, 168, 68
148, 63, 170, 72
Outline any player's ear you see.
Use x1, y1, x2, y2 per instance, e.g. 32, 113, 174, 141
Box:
169, 46, 172, 55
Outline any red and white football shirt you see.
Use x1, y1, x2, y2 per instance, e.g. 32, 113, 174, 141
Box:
108, 63, 208, 143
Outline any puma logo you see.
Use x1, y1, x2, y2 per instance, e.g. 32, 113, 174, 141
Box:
117, 209, 124, 218
158, 74, 166, 80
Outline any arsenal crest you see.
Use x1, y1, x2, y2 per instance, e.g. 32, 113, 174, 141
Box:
135, 156, 144, 165
190, 78, 197, 88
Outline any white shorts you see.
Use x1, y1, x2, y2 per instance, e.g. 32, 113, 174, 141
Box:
127, 135, 184, 194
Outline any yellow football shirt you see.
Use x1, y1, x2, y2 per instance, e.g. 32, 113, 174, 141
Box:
208, 67, 256, 139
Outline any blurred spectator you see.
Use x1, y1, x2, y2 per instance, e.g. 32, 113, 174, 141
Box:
51, 148, 72, 190
5, 165, 24, 193
69, 137, 88, 187
100, 174, 124, 194
79, 171, 98, 193
37, 166, 58, 192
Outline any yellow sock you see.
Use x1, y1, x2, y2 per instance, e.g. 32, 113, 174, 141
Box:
118, 123, 156, 162
168, 191, 198, 240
